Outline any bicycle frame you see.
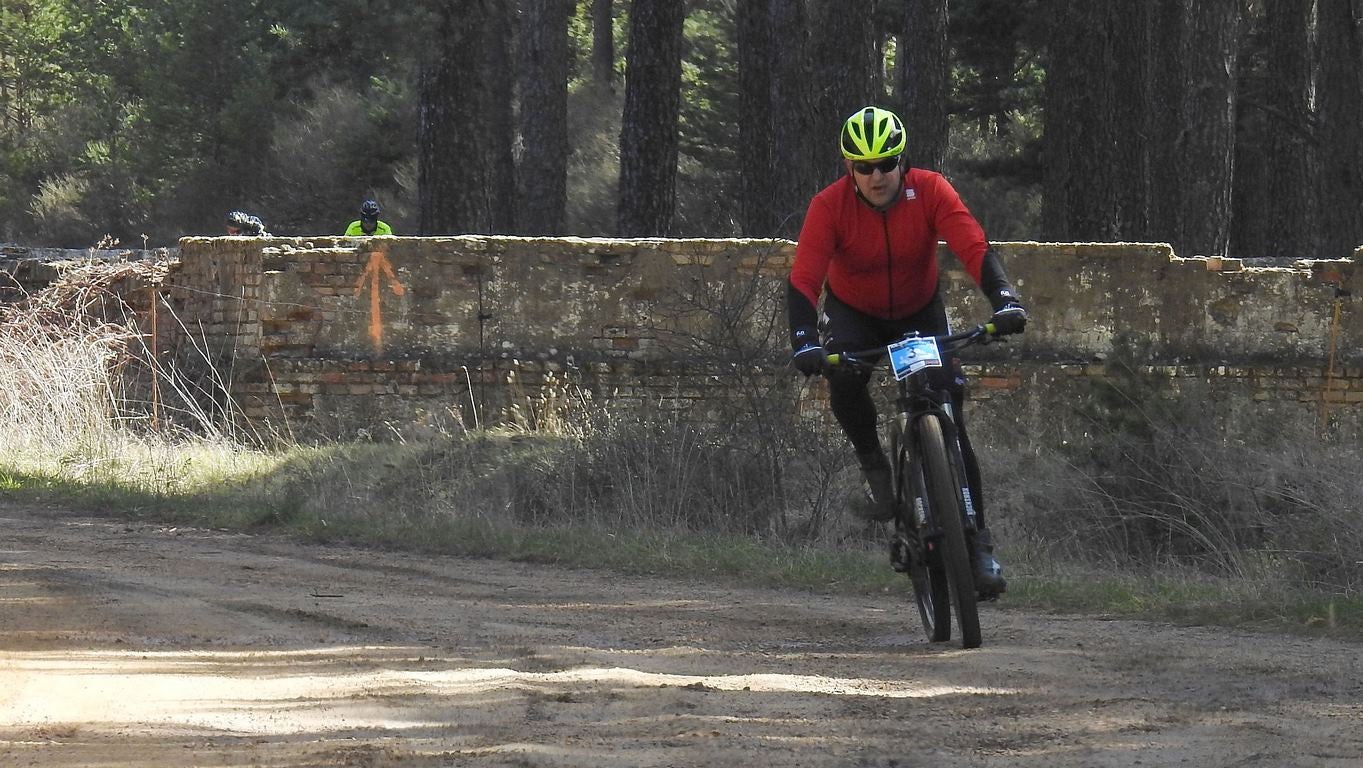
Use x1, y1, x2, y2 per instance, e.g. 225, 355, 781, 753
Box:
832, 322, 992, 533
892, 367, 980, 537
828, 322, 998, 647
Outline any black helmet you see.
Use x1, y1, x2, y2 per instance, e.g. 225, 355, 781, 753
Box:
225, 210, 266, 236
360, 199, 381, 219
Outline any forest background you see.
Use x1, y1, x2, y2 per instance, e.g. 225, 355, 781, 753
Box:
1, 0, 1360, 261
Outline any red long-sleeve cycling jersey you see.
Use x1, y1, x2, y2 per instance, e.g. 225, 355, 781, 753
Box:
789, 169, 991, 323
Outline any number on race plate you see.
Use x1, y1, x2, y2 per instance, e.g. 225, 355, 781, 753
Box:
887, 337, 943, 380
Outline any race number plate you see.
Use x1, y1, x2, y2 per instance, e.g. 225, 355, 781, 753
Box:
887, 336, 942, 381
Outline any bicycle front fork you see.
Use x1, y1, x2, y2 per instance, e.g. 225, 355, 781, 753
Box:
889, 410, 977, 574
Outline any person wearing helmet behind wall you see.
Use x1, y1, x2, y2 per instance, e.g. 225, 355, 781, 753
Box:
225, 210, 269, 236
786, 105, 1028, 599
345, 199, 393, 236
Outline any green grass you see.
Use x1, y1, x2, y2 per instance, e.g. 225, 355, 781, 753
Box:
1002, 562, 1361, 634
1, 434, 1358, 640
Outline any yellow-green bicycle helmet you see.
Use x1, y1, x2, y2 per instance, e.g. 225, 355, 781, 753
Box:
840, 106, 907, 160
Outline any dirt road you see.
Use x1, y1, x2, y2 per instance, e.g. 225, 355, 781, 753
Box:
1, 503, 1360, 767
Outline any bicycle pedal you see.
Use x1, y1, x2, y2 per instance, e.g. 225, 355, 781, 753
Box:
975, 582, 1006, 601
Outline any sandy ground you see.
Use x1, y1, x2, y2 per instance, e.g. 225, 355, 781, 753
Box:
1, 503, 1360, 767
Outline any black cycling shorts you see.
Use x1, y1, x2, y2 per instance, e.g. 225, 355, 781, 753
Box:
819, 288, 965, 394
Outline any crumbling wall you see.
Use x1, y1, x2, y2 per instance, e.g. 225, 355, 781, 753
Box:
140, 236, 1363, 441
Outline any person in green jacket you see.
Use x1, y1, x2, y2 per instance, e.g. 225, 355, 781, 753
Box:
345, 199, 393, 236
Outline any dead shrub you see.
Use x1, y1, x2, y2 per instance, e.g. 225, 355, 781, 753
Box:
987, 362, 1363, 594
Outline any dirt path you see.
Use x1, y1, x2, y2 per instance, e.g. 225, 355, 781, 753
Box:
1, 504, 1360, 767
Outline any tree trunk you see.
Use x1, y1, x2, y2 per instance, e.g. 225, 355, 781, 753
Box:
616, 0, 685, 236
809, 0, 877, 180
737, 0, 777, 236
1256, 0, 1316, 258
1148, 0, 1187, 249
1044, 0, 1156, 241
592, 0, 615, 89
1110, 0, 1152, 239
900, 0, 949, 171
517, 0, 573, 235
1178, 0, 1240, 258
1230, 21, 1270, 260
1041, 0, 1116, 240
1316, 0, 1363, 258
487, 2, 517, 233
418, 0, 497, 234
768, 0, 819, 237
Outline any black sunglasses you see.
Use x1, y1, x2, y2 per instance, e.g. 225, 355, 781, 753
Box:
851, 156, 901, 175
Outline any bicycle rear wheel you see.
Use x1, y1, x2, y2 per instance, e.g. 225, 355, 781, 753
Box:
917, 414, 982, 649
891, 417, 950, 642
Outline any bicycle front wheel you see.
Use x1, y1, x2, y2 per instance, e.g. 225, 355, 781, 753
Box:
918, 414, 982, 649
892, 416, 951, 642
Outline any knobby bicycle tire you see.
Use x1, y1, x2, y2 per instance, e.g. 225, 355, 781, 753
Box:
892, 417, 951, 642
918, 414, 982, 649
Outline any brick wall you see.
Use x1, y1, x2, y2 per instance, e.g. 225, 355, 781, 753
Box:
151, 236, 1361, 441
1, 244, 176, 303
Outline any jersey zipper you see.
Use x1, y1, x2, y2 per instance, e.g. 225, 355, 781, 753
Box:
881, 211, 893, 318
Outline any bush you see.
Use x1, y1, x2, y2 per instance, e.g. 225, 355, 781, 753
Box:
0, 312, 123, 453
28, 172, 94, 246
988, 362, 1363, 594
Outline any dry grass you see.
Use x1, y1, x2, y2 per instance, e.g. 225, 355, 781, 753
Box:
0, 266, 142, 453
0, 260, 275, 494
2, 260, 1359, 634
0, 260, 859, 544
985, 366, 1363, 597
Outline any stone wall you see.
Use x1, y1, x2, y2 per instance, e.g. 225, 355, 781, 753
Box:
145, 236, 1363, 442
1, 244, 176, 302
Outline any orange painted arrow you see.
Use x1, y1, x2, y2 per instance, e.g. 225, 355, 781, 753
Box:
353, 249, 405, 355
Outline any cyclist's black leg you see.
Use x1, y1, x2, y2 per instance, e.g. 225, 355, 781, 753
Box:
821, 292, 898, 522
827, 369, 880, 452
941, 365, 1004, 594
820, 291, 884, 454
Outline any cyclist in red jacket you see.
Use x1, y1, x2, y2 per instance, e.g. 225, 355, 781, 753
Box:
787, 106, 1026, 597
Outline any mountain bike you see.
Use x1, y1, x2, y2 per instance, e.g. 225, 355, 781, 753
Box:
827, 321, 1006, 649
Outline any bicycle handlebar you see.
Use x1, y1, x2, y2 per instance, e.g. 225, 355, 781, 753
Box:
824, 322, 1003, 370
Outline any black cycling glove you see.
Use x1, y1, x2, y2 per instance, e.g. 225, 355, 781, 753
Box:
790, 325, 824, 376
980, 246, 1027, 335
990, 302, 1028, 335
